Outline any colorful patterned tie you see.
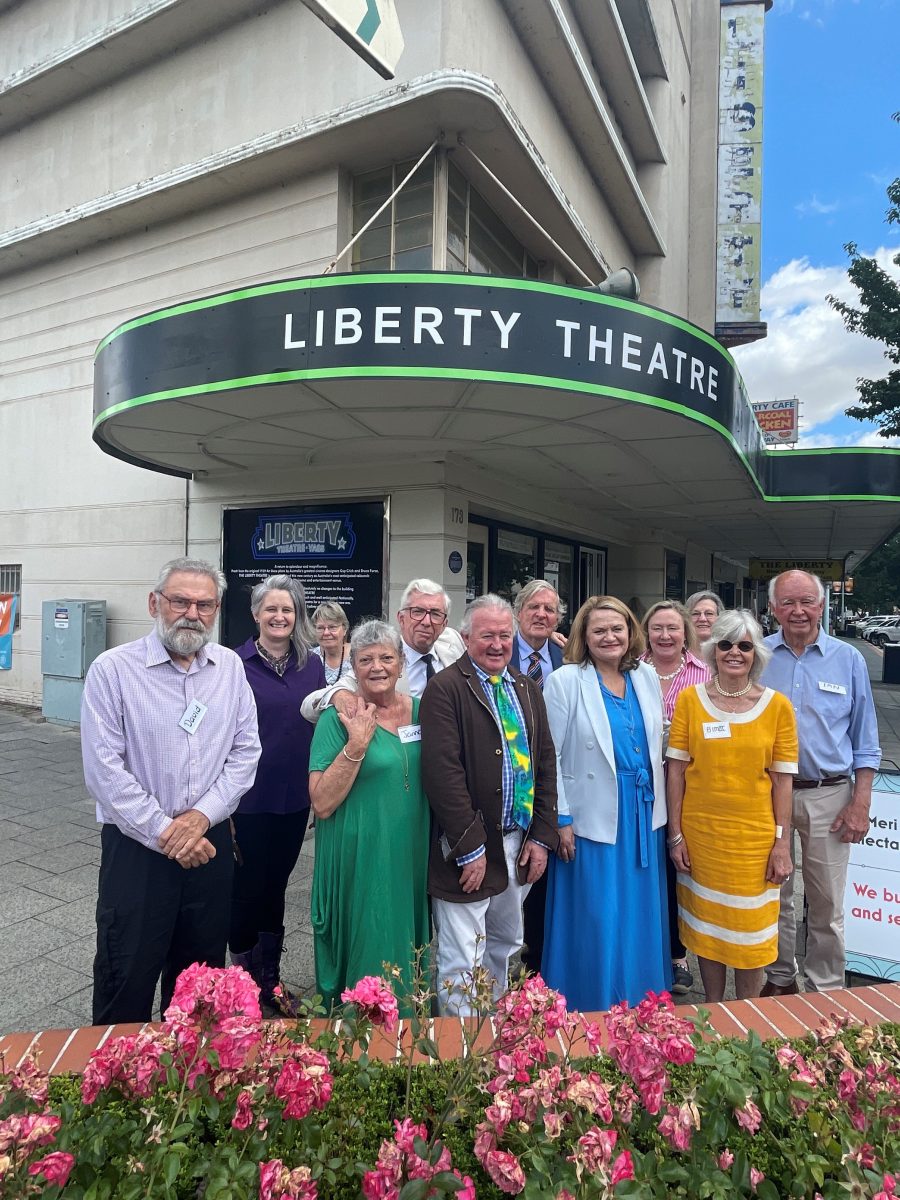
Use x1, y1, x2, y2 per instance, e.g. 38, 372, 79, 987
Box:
489, 675, 534, 830
526, 651, 543, 689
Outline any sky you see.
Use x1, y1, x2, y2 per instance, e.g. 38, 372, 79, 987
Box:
731, 0, 899, 448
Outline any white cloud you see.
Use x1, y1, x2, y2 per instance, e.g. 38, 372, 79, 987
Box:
794, 195, 839, 216
732, 247, 900, 442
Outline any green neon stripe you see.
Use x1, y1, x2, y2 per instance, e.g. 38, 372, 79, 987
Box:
92, 363, 900, 500
94, 273, 734, 360
780, 446, 900, 458
93, 362, 770, 495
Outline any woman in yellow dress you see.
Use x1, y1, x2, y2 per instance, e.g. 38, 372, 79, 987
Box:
665, 609, 797, 1002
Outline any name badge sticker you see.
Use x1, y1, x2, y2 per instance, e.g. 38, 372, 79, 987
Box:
179, 700, 208, 735
703, 721, 731, 740
818, 681, 847, 695
398, 724, 422, 744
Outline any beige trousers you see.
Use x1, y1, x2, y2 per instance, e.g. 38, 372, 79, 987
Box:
766, 778, 852, 992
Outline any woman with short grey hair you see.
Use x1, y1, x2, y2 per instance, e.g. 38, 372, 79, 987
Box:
309, 618, 429, 1015
665, 609, 798, 1003
231, 574, 324, 1012
312, 601, 352, 684
686, 590, 724, 644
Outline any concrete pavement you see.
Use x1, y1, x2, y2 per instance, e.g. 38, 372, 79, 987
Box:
0, 636, 897, 1036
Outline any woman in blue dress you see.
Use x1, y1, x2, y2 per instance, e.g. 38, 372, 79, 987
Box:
542, 596, 671, 1012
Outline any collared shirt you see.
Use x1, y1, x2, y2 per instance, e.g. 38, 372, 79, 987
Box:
515, 633, 552, 688
761, 627, 881, 780
403, 638, 444, 697
642, 650, 712, 721
81, 631, 261, 852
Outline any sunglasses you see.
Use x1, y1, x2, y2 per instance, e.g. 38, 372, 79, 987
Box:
717, 639, 754, 653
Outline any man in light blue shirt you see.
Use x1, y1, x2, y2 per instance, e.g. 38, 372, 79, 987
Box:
760, 570, 881, 994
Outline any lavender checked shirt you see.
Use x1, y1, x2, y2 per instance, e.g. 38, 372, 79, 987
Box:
81, 631, 261, 852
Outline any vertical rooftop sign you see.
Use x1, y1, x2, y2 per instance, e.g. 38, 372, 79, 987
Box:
300, 0, 404, 79
715, 1, 768, 348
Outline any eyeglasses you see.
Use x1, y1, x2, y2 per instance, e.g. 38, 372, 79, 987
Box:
717, 639, 754, 653
157, 592, 219, 616
315, 623, 343, 633
401, 606, 448, 624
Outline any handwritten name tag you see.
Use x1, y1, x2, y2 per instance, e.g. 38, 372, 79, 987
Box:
818, 681, 847, 695
703, 721, 731, 740
178, 700, 208, 735
398, 724, 422, 744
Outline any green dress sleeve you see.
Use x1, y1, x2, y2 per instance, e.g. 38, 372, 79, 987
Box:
309, 706, 348, 773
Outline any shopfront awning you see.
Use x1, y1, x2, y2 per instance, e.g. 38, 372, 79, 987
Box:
93, 272, 900, 569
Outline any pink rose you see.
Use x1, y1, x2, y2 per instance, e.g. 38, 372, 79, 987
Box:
28, 1151, 76, 1188
718, 1149, 735, 1170
232, 1089, 254, 1130
483, 1149, 527, 1194
611, 1150, 635, 1184
341, 976, 400, 1032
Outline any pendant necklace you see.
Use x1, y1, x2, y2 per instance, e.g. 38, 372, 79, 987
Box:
714, 676, 753, 698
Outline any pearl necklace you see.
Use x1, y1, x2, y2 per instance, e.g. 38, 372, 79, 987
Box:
714, 676, 753, 698
653, 653, 685, 682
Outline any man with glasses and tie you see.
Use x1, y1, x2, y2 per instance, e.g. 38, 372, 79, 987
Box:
512, 580, 565, 972
81, 557, 260, 1023
300, 578, 465, 719
760, 569, 881, 996
420, 594, 558, 1014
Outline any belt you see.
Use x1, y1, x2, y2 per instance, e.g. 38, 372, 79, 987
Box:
793, 775, 848, 790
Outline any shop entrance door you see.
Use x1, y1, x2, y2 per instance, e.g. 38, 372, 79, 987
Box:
578, 547, 606, 604
466, 524, 489, 603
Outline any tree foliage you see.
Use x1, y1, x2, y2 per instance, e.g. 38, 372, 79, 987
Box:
850, 530, 900, 612
828, 112, 900, 436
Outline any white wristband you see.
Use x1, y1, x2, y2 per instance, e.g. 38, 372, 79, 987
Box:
774, 824, 784, 838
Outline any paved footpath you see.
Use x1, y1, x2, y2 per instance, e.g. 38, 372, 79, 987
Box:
0, 637, 897, 1037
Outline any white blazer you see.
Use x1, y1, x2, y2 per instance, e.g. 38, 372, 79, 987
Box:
543, 660, 667, 844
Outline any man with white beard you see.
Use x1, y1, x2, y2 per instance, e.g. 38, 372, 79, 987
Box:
81, 557, 260, 1023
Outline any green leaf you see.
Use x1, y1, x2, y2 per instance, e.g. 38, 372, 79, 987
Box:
398, 1180, 430, 1200
756, 1182, 780, 1200
164, 1151, 182, 1186
431, 1171, 467, 1191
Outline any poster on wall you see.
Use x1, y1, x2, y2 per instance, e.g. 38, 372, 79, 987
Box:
751, 398, 799, 445
0, 594, 16, 670
844, 772, 900, 981
221, 501, 387, 649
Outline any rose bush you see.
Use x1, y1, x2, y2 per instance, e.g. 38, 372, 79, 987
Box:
0, 963, 898, 1198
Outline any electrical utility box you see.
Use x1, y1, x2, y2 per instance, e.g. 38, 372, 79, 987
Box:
42, 599, 107, 723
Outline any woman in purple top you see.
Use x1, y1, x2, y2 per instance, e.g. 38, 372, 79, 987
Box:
231, 575, 325, 1012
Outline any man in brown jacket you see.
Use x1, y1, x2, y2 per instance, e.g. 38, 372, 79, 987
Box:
420, 594, 559, 1014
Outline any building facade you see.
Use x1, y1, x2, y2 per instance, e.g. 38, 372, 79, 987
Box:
3, 0, 897, 705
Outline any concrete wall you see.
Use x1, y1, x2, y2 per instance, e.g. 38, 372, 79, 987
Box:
0, 170, 340, 704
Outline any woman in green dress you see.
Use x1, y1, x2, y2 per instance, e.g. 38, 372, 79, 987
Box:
308, 619, 430, 1015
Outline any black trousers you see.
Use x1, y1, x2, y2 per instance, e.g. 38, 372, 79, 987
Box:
666, 849, 686, 960
92, 820, 234, 1025
228, 811, 308, 953
521, 868, 548, 973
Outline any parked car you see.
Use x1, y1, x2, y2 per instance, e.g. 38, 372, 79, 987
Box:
859, 616, 894, 641
869, 617, 900, 648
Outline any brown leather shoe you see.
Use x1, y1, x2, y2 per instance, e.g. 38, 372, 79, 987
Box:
759, 977, 800, 997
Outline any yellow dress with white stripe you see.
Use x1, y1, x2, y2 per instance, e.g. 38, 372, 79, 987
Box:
666, 684, 798, 969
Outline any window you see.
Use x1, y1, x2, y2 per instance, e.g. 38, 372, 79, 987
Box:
0, 564, 21, 631
447, 161, 539, 278
352, 159, 435, 271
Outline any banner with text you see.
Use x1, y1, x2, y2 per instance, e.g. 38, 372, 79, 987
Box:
845, 772, 900, 981
0, 593, 17, 670
751, 398, 798, 444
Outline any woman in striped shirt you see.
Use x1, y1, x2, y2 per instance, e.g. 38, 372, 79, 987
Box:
642, 601, 711, 995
